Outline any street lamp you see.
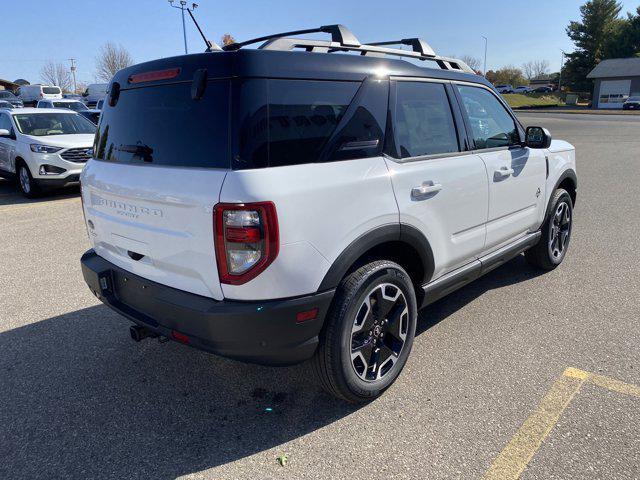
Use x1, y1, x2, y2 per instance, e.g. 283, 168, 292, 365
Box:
482, 36, 488, 76
168, 0, 198, 54
558, 49, 567, 93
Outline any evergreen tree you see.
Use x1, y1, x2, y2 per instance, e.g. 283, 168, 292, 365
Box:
564, 0, 622, 91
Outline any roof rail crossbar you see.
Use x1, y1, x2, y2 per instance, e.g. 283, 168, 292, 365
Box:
223, 24, 360, 51
368, 38, 436, 58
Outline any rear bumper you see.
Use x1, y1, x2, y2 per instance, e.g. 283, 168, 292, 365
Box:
81, 250, 334, 366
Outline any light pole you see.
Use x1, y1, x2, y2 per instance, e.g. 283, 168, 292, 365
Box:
482, 36, 488, 76
68, 58, 77, 93
558, 49, 566, 93
168, 1, 198, 54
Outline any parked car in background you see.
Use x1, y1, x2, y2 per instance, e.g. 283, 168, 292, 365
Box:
78, 110, 101, 125
82, 83, 108, 108
63, 93, 83, 100
79, 26, 577, 402
622, 96, 640, 110
533, 85, 554, 93
513, 85, 533, 94
0, 90, 24, 108
37, 99, 89, 112
17, 85, 63, 105
0, 101, 15, 109
495, 84, 514, 94
0, 108, 96, 197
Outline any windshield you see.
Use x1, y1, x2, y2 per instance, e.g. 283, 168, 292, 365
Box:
0, 91, 16, 99
628, 97, 640, 102
43, 87, 61, 95
13, 113, 96, 136
53, 101, 88, 111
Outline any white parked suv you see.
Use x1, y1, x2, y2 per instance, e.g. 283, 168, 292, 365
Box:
0, 108, 96, 197
79, 25, 577, 402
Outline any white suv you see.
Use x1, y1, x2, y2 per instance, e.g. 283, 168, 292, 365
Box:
0, 108, 96, 197
79, 25, 577, 402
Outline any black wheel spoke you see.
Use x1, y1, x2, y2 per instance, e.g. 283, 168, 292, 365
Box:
350, 283, 409, 382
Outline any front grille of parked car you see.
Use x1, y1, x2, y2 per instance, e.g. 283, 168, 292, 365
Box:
61, 148, 92, 162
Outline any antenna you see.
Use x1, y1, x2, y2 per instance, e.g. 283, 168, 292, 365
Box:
186, 8, 222, 52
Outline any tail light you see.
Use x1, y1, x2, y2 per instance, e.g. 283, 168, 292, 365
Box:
214, 202, 279, 285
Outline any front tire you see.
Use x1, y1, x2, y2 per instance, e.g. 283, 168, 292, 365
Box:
313, 260, 418, 403
525, 188, 573, 270
17, 163, 39, 198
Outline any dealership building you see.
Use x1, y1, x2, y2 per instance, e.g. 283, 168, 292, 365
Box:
588, 57, 640, 109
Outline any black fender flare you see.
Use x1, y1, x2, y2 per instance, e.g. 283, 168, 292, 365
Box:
545, 169, 577, 219
317, 223, 435, 291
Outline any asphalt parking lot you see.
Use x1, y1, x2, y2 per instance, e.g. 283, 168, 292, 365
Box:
1, 112, 639, 480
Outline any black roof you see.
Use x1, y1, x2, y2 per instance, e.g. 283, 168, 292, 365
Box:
113, 49, 492, 90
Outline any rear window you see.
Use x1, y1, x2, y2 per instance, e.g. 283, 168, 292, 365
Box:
53, 101, 87, 111
94, 80, 230, 168
43, 87, 61, 94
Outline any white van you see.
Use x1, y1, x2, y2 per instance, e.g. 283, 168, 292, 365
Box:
82, 84, 108, 107
18, 85, 63, 105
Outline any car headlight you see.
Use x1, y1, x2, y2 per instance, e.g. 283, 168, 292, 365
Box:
30, 144, 62, 153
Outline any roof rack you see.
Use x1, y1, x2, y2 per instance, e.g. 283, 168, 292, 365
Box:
222, 24, 475, 74
223, 24, 360, 51
368, 39, 436, 58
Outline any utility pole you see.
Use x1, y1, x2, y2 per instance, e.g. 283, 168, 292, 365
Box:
168, 1, 198, 54
482, 36, 488, 76
69, 58, 77, 93
558, 49, 566, 93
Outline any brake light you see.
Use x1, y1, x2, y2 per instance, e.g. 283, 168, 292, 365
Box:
128, 67, 181, 84
214, 202, 279, 285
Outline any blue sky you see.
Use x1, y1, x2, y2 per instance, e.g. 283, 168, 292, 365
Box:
2, 0, 638, 84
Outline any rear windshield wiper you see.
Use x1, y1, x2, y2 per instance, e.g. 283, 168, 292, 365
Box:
118, 144, 154, 162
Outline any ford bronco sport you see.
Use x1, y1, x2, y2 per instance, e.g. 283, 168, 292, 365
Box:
80, 25, 577, 402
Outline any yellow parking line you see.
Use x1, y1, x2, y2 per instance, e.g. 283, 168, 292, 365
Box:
483, 367, 640, 479
482, 368, 586, 479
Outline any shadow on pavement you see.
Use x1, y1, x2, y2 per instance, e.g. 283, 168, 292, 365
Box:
0, 178, 79, 207
0, 255, 543, 479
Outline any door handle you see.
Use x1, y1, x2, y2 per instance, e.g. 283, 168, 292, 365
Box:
411, 182, 442, 199
494, 167, 514, 180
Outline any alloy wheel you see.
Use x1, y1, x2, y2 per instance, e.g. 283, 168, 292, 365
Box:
19, 166, 31, 194
350, 283, 409, 382
548, 200, 571, 260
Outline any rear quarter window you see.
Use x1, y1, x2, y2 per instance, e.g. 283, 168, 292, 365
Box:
233, 78, 387, 169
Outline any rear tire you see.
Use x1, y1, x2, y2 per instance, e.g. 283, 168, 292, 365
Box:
17, 163, 40, 199
525, 188, 573, 270
312, 260, 418, 403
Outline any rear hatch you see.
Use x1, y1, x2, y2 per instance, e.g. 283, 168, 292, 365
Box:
81, 55, 233, 300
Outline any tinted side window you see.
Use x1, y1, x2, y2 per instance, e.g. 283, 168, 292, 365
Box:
456, 85, 519, 149
268, 79, 358, 167
233, 79, 383, 169
394, 82, 459, 158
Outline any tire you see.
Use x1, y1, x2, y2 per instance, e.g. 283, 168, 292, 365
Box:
17, 163, 40, 198
525, 188, 573, 270
312, 260, 418, 403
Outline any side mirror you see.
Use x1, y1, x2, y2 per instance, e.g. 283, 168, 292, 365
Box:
0, 128, 11, 137
525, 126, 552, 149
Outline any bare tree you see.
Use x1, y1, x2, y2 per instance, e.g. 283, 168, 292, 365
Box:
96, 43, 133, 82
460, 55, 482, 72
523, 60, 550, 80
40, 61, 73, 91
221, 34, 236, 46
